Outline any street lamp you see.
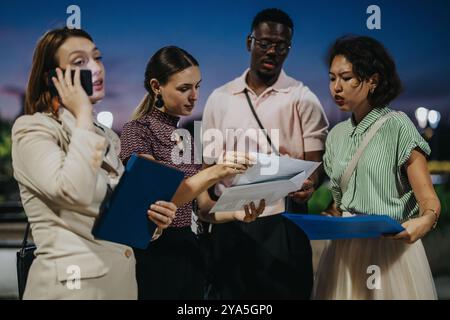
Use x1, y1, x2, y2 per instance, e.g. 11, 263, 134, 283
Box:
97, 111, 114, 129
427, 110, 441, 129
415, 107, 429, 129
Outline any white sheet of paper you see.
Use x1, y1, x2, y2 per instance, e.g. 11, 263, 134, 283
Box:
210, 170, 309, 213
233, 153, 321, 186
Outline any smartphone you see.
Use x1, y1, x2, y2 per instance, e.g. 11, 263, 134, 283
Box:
48, 69, 93, 96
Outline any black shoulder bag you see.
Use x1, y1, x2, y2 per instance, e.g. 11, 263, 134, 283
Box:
16, 222, 36, 300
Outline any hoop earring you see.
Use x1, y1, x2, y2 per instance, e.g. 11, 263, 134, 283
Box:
154, 94, 164, 108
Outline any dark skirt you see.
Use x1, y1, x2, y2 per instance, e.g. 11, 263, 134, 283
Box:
133, 227, 205, 300
210, 214, 313, 299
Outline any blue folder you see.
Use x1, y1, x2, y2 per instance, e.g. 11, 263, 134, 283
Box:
93, 154, 185, 249
283, 213, 405, 240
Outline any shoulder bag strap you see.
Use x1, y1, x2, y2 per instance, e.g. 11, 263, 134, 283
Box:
340, 112, 397, 194
20, 222, 31, 253
243, 88, 279, 156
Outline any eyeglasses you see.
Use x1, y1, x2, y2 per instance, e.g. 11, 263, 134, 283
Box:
249, 36, 291, 55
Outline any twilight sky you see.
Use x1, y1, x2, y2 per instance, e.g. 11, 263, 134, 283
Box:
1, 0, 449, 131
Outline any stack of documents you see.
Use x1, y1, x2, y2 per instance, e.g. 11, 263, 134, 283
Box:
210, 153, 321, 212
283, 213, 405, 240
93, 154, 185, 249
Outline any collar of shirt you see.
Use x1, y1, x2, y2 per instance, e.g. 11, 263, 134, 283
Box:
57, 108, 120, 175
228, 68, 293, 96
346, 106, 390, 137
139, 106, 180, 128
58, 107, 107, 139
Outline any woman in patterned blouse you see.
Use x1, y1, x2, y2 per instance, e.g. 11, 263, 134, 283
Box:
313, 36, 440, 299
119, 46, 265, 299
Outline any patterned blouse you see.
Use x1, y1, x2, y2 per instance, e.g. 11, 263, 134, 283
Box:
119, 107, 201, 228
324, 106, 430, 222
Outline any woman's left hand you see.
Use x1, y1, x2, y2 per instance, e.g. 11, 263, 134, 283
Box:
390, 214, 435, 244
147, 201, 177, 229
395, 149, 441, 244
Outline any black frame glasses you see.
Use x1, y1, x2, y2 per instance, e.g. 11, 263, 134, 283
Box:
249, 35, 291, 55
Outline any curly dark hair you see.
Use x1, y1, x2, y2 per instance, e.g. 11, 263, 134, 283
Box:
327, 35, 402, 107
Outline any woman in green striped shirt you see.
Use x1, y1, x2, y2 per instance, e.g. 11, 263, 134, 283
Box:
313, 36, 441, 300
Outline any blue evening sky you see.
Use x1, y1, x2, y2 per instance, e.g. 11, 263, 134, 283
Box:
1, 0, 449, 130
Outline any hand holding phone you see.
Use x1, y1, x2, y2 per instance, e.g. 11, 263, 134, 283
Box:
48, 68, 93, 96
49, 66, 93, 120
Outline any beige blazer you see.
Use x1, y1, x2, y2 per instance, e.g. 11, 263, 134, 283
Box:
12, 108, 137, 299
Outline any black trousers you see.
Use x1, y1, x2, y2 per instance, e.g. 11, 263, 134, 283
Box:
210, 214, 313, 299
133, 227, 206, 300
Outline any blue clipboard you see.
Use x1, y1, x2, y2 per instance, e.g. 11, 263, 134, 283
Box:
283, 213, 405, 240
93, 154, 185, 249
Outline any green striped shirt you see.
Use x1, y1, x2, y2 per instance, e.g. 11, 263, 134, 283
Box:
324, 106, 430, 222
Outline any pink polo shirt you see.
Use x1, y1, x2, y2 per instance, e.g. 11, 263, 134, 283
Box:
202, 69, 329, 216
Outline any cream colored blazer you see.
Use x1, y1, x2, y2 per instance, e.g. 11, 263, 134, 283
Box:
12, 108, 137, 299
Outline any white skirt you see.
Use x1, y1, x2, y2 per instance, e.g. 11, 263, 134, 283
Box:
313, 234, 437, 300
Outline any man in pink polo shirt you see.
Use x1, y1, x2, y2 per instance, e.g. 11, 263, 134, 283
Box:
201, 8, 329, 299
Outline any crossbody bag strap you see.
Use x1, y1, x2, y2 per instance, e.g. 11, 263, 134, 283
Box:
340, 112, 397, 194
20, 222, 31, 254
243, 88, 279, 156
